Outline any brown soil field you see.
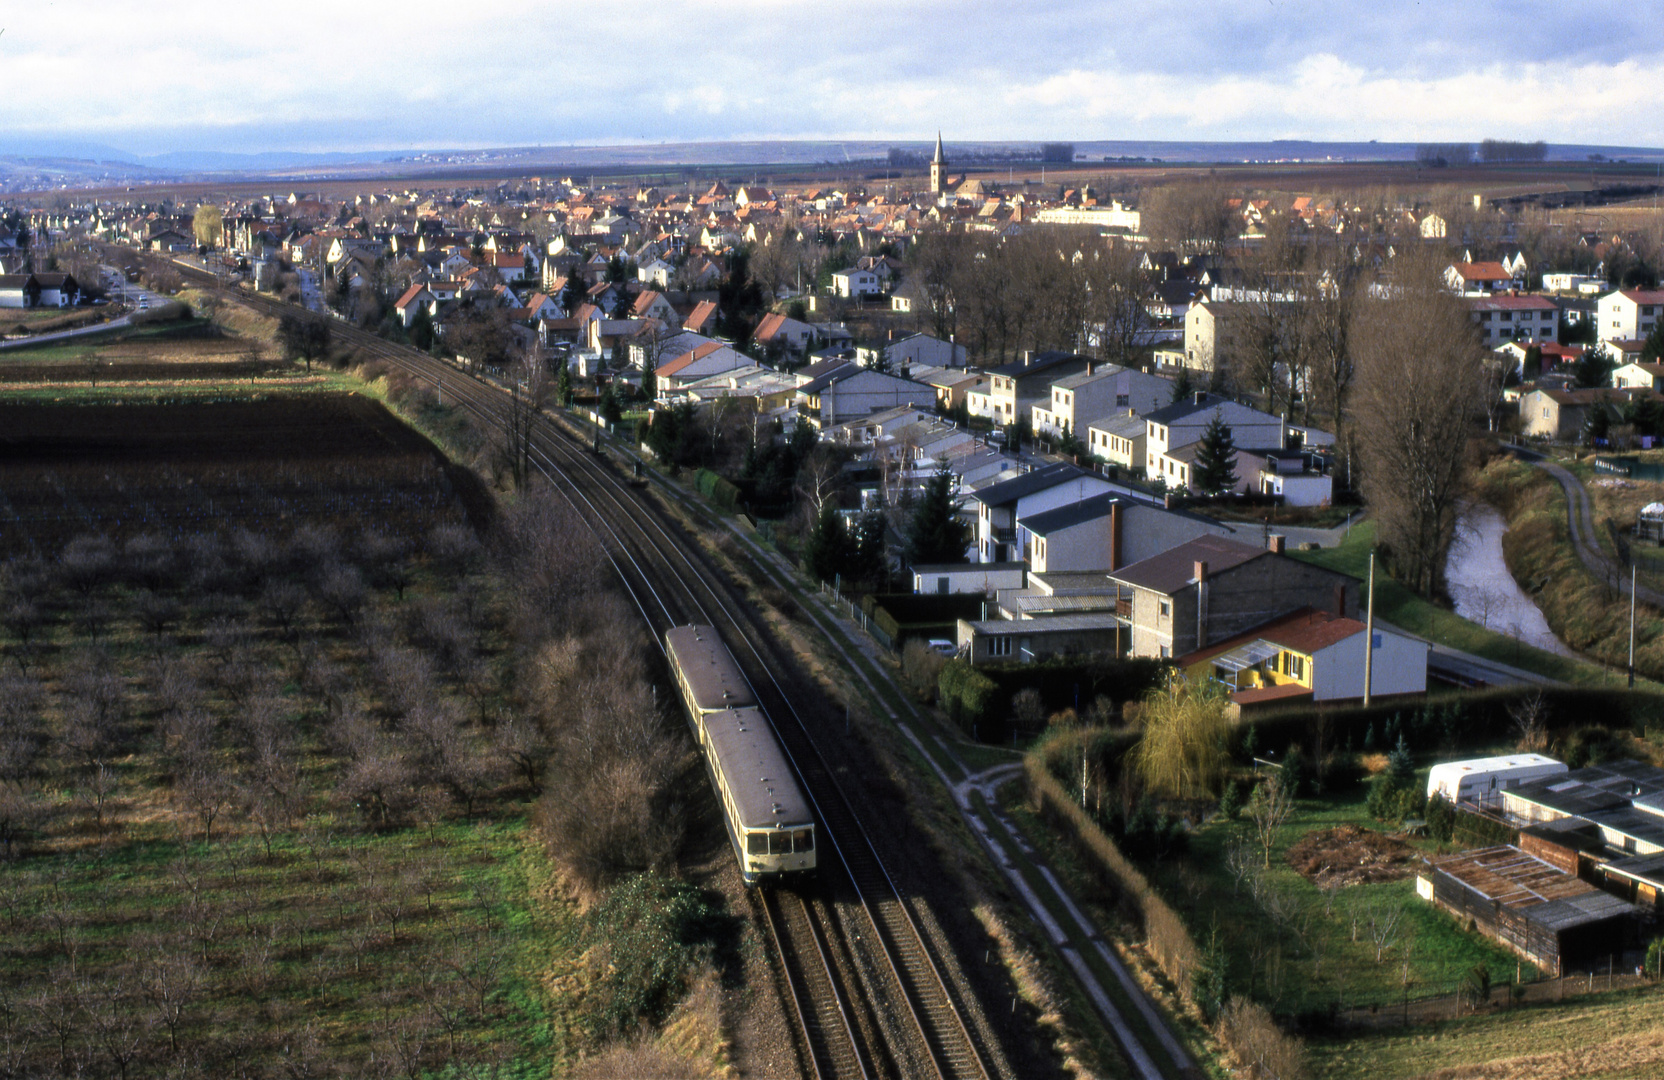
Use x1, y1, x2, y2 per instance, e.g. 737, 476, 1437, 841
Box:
0, 331, 289, 383
0, 395, 493, 555
1287, 825, 1417, 887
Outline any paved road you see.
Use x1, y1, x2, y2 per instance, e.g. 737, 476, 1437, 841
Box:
1507, 445, 1664, 607
0, 312, 133, 350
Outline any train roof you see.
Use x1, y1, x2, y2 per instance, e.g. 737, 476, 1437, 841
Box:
666, 624, 758, 711
703, 706, 813, 830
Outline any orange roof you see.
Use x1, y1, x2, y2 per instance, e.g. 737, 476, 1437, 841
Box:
753, 312, 785, 341
1454, 261, 1512, 280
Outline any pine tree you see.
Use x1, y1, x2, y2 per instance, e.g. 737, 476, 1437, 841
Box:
804, 503, 851, 584
1170, 366, 1195, 404
905, 467, 971, 567
1643, 321, 1664, 364
1192, 414, 1239, 495
1522, 343, 1543, 382
556, 358, 573, 406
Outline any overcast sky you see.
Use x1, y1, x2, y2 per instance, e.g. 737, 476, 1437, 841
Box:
1, 1, 1660, 155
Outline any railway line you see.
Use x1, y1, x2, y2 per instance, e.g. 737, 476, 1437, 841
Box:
165, 260, 1005, 1080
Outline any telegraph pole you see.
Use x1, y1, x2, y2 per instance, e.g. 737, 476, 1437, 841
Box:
1363, 551, 1376, 706
1630, 562, 1637, 688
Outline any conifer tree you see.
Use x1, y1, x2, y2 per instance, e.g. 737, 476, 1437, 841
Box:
1192, 414, 1239, 495
905, 468, 971, 567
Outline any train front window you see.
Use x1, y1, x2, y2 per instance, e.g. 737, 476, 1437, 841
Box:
747, 833, 767, 856
770, 831, 793, 855
793, 829, 814, 853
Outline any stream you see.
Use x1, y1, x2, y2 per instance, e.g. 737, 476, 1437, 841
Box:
1445, 503, 1576, 658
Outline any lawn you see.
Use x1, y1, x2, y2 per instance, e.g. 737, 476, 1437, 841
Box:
1290, 521, 1629, 686
1143, 772, 1535, 1017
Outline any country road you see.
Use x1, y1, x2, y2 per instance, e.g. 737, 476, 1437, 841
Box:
1508, 445, 1664, 608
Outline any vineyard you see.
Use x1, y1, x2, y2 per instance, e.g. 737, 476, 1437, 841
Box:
0, 396, 493, 555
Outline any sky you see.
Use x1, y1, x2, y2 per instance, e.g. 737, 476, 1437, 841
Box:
1, 1, 1661, 157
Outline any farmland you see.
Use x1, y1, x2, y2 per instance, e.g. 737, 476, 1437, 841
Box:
0, 390, 743, 1077
0, 396, 493, 556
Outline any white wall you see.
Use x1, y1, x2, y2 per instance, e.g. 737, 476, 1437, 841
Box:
1310, 629, 1427, 701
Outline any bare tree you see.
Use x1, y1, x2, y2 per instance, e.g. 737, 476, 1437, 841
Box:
1352, 250, 1485, 596
1247, 771, 1295, 868
495, 345, 549, 491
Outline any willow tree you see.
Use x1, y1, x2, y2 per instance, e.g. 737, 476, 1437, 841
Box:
1130, 675, 1231, 799
192, 204, 223, 251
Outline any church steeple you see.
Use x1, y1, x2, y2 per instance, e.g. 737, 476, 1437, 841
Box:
930, 132, 946, 196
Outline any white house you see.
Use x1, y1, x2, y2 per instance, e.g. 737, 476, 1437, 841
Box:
970, 462, 1113, 564
1143, 393, 1286, 491
1031, 364, 1173, 440
1178, 606, 1428, 704
794, 364, 933, 429
1597, 289, 1664, 345
1019, 494, 1240, 574
1613, 362, 1664, 391
1444, 261, 1518, 295
831, 267, 883, 299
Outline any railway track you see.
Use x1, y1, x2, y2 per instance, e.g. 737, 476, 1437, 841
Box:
164, 260, 1002, 1080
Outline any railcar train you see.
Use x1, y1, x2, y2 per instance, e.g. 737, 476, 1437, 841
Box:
665, 625, 816, 884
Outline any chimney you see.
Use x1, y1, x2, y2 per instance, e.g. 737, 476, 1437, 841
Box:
1333, 583, 1346, 617
1193, 560, 1208, 583
1268, 533, 1285, 554
1194, 391, 1206, 405
1086, 360, 1096, 377
1194, 560, 1210, 648
1024, 349, 1032, 366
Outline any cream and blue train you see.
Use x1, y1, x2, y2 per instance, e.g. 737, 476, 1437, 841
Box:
665, 625, 816, 884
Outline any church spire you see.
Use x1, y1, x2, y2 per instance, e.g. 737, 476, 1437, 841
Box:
930, 132, 946, 196
933, 131, 945, 165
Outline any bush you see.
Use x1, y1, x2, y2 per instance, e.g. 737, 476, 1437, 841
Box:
1426, 792, 1457, 842
900, 639, 948, 702
939, 656, 1167, 743
583, 873, 725, 1041
693, 468, 740, 512
1217, 996, 1306, 1079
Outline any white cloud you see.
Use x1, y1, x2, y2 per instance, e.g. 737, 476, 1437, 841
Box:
0, 4, 1659, 152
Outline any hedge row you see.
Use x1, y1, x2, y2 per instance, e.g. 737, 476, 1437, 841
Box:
1239, 686, 1664, 760
938, 660, 1001, 739
1025, 754, 1202, 1001
693, 468, 740, 512
937, 657, 1168, 742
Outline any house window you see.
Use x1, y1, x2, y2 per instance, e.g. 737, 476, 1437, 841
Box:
1159, 645, 1171, 659
988, 637, 1012, 657
1286, 654, 1305, 680
1159, 600, 1171, 619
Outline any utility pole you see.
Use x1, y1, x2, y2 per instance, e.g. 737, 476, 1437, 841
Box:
1363, 551, 1376, 706
1630, 561, 1637, 688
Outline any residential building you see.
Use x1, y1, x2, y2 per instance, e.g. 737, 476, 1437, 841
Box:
983, 352, 1094, 427
1086, 411, 1147, 471
1597, 289, 1664, 345
1444, 261, 1518, 295
830, 267, 882, 299
1519, 387, 1654, 441
970, 462, 1113, 563
794, 364, 932, 430
1019, 494, 1240, 574
1255, 449, 1334, 507
1176, 606, 1427, 706
1143, 393, 1286, 491
0, 274, 40, 308
1613, 362, 1664, 391
1108, 535, 1358, 660
1031, 364, 1174, 439
912, 562, 1024, 596
1466, 295, 1559, 346
753, 312, 818, 356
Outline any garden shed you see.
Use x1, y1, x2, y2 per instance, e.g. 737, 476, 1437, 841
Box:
1418, 845, 1641, 976
1638, 502, 1664, 546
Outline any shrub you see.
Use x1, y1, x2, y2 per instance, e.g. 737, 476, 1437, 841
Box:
693, 468, 740, 512
1426, 792, 1456, 842
900, 639, 947, 703
1217, 996, 1306, 1079
583, 872, 725, 1041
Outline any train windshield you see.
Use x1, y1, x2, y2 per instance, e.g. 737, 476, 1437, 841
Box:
793, 828, 814, 853
747, 833, 768, 855
769, 831, 793, 855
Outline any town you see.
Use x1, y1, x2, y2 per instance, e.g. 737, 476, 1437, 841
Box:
4, 127, 1664, 1080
